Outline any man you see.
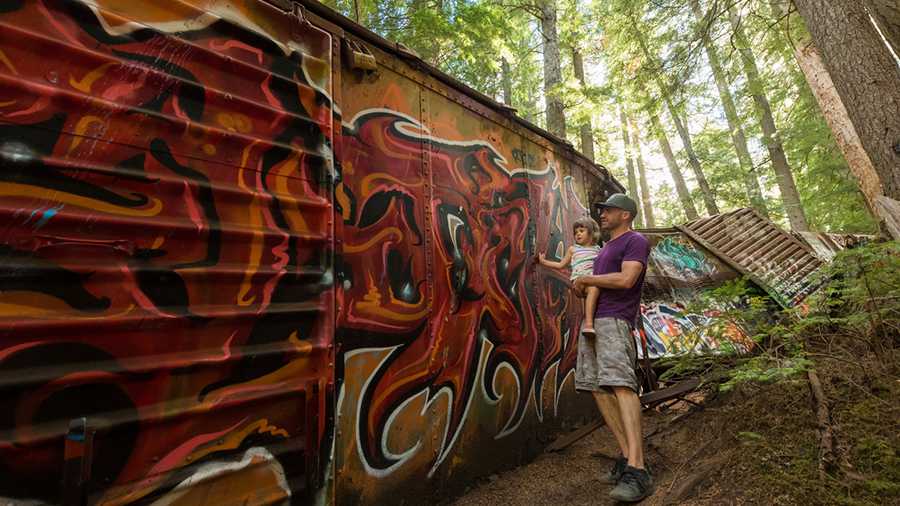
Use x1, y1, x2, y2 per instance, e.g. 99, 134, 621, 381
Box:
573, 193, 653, 502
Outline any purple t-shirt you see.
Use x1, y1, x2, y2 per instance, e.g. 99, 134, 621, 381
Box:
592, 230, 651, 324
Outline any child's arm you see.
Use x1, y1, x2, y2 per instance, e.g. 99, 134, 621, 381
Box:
538, 246, 574, 270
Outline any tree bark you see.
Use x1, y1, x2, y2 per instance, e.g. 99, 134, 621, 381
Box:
794, 43, 882, 217
630, 15, 718, 216
540, 0, 566, 138
793, 0, 900, 203
632, 118, 657, 227
501, 57, 513, 107
729, 7, 810, 231
573, 49, 595, 161
689, 0, 768, 217
865, 0, 900, 57
620, 108, 643, 228
651, 112, 700, 220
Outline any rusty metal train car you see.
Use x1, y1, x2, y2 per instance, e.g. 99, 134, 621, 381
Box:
0, 0, 625, 504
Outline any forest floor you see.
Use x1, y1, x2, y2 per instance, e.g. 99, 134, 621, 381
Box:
450, 357, 900, 506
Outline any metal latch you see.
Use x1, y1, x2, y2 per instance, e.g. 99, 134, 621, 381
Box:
342, 38, 377, 71
265, 0, 306, 23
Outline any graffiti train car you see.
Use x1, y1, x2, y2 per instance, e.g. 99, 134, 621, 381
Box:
0, 0, 625, 504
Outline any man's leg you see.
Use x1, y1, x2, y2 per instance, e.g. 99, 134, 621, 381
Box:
592, 389, 629, 459
613, 386, 644, 469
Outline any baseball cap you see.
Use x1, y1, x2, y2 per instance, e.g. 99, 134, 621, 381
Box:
596, 193, 639, 216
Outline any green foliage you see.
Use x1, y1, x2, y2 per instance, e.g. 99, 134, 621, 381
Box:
651, 184, 686, 226
690, 124, 755, 209
322, 0, 514, 100
321, 0, 876, 233
805, 241, 900, 360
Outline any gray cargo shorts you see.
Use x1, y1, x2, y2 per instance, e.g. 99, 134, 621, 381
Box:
575, 317, 639, 393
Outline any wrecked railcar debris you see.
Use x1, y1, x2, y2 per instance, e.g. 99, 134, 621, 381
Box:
635, 208, 857, 359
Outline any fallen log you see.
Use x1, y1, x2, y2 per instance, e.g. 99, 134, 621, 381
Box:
640, 378, 701, 406
807, 369, 837, 478
663, 457, 725, 504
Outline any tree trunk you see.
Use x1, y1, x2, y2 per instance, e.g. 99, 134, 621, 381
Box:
793, 0, 900, 204
630, 15, 718, 216
729, 7, 810, 231
573, 49, 595, 161
794, 43, 882, 217
689, 0, 768, 217
540, 0, 566, 138
632, 119, 657, 227
865, 0, 900, 57
620, 108, 643, 227
783, 1, 900, 238
501, 57, 513, 107
651, 112, 700, 220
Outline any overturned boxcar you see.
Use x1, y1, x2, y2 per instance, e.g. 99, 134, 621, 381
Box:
0, 0, 625, 504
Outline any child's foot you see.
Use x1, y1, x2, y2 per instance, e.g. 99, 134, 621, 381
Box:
582, 325, 596, 337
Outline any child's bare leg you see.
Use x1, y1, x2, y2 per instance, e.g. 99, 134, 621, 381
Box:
582, 287, 600, 336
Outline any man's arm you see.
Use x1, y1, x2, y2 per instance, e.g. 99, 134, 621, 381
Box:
573, 261, 643, 295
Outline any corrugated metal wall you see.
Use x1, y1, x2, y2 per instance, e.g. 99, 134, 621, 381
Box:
0, 1, 334, 503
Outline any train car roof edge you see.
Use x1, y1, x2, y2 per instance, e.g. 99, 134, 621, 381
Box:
293, 0, 623, 192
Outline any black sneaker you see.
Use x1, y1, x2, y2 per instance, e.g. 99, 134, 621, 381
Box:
609, 465, 654, 502
599, 456, 627, 484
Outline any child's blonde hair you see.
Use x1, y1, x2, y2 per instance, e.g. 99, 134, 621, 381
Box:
573, 217, 600, 244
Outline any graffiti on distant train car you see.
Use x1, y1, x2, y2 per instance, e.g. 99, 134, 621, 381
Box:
335, 109, 589, 478
650, 236, 717, 282
639, 302, 751, 358
0, 0, 332, 503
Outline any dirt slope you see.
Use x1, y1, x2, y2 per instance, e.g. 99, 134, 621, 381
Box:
450, 371, 899, 506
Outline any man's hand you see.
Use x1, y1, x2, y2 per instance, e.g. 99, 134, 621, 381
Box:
536, 252, 546, 265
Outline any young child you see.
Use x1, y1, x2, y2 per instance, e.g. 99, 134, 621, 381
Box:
538, 218, 602, 337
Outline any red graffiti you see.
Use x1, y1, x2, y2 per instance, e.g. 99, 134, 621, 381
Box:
0, 1, 332, 503
337, 110, 592, 472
